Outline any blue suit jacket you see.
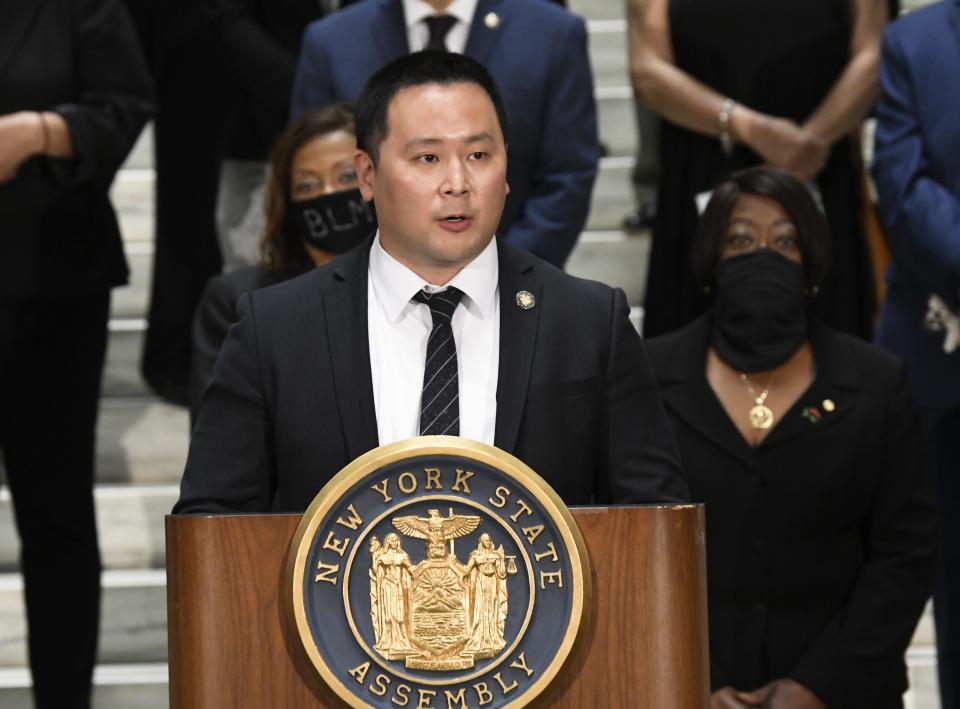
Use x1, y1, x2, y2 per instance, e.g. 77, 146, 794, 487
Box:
290, 0, 600, 267
872, 0, 960, 409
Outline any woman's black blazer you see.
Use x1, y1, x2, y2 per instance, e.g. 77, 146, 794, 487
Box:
645, 315, 937, 709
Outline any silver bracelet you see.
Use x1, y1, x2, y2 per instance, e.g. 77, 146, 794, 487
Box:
718, 98, 736, 156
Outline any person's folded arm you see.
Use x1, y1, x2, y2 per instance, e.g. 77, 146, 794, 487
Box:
788, 363, 937, 707
871, 27, 960, 305
498, 17, 599, 267
625, 0, 827, 181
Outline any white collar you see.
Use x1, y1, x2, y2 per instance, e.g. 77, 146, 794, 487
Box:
369, 232, 499, 323
401, 0, 479, 35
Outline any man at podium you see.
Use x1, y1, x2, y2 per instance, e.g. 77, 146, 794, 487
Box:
175, 51, 688, 514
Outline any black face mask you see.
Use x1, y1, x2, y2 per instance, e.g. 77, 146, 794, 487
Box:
711, 250, 808, 373
285, 188, 377, 254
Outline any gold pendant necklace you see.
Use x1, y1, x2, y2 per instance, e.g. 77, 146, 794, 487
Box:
739, 373, 775, 430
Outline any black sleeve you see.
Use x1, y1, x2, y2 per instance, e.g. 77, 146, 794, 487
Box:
595, 287, 690, 504
176, 292, 276, 513
789, 362, 937, 706
52, 0, 154, 186
189, 275, 241, 425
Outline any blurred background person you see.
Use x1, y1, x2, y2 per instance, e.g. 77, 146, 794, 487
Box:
629, 0, 887, 339
289, 0, 600, 268
0, 0, 153, 706
134, 0, 327, 406
190, 104, 374, 421
124, 0, 227, 406
646, 168, 936, 709
871, 2, 960, 705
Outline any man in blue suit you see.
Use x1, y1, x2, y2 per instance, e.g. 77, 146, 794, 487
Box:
871, 2, 960, 706
290, 0, 600, 267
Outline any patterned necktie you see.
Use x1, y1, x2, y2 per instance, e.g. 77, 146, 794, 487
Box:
424, 15, 457, 52
413, 287, 464, 436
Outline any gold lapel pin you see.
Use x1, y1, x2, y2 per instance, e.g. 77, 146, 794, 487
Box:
822, 399, 835, 413
484, 12, 500, 28
516, 290, 535, 310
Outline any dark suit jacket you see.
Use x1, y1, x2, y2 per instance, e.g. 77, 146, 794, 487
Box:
0, 0, 154, 298
176, 240, 688, 513
872, 0, 960, 410
289, 0, 599, 267
646, 316, 936, 709
188, 262, 310, 421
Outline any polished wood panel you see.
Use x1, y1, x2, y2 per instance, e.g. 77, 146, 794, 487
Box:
166, 506, 708, 708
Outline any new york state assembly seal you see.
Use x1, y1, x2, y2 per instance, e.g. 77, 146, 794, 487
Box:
286, 437, 591, 709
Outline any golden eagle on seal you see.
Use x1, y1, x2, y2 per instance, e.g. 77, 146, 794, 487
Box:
392, 509, 480, 546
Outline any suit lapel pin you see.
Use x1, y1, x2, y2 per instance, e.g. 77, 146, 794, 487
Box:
822, 399, 835, 413
516, 290, 535, 310
801, 406, 822, 424
484, 12, 500, 28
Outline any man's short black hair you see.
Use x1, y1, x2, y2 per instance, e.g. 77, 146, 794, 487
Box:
355, 50, 510, 165
692, 166, 832, 290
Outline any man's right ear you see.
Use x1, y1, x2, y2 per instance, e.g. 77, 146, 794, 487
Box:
355, 150, 375, 202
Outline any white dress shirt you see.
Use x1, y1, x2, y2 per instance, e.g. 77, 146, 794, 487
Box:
367, 234, 500, 446
402, 0, 479, 54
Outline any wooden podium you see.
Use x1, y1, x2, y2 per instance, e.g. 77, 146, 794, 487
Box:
166, 506, 709, 708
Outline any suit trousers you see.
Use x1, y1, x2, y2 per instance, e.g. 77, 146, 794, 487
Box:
927, 406, 960, 709
0, 293, 108, 709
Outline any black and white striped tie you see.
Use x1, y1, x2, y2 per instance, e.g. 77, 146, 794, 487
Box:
413, 287, 464, 436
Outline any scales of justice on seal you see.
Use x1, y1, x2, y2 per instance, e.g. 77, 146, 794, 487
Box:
165, 438, 710, 708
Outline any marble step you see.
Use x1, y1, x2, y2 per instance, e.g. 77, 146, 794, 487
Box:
589, 21, 629, 88
0, 664, 168, 709
0, 486, 177, 573
906, 647, 941, 709
569, 0, 624, 22
0, 570, 167, 667
95, 398, 188, 483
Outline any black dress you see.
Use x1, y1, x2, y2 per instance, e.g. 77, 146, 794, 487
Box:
643, 0, 875, 339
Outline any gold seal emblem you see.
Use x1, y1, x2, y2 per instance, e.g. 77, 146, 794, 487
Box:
286, 437, 590, 708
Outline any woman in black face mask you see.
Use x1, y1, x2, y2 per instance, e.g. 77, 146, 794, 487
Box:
189, 103, 376, 421
645, 167, 936, 709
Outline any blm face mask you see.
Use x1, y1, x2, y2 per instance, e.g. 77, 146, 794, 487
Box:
285, 188, 377, 254
711, 250, 809, 373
